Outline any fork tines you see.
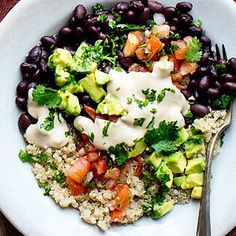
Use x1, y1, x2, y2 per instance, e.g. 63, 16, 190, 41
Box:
215, 44, 227, 60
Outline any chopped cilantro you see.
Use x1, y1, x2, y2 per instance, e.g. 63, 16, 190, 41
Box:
127, 98, 133, 104
167, 44, 180, 53
50, 163, 57, 170
144, 121, 179, 155
54, 171, 66, 184
150, 108, 157, 114
19, 150, 48, 163
184, 37, 202, 63
108, 19, 116, 29
97, 14, 107, 23
144, 60, 154, 68
169, 32, 181, 40
88, 132, 95, 142
133, 118, 146, 127
142, 89, 157, 103
32, 85, 62, 109
146, 19, 156, 28
184, 110, 194, 118
108, 143, 128, 166
102, 122, 111, 137
38, 181, 51, 196
40, 110, 55, 131
213, 94, 233, 109
89, 181, 96, 188
132, 95, 148, 108
64, 131, 70, 138
215, 63, 226, 74
108, 19, 145, 31
157, 88, 176, 103
146, 117, 155, 129
193, 19, 203, 27
92, 3, 104, 13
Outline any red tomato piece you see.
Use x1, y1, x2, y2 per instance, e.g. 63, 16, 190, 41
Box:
106, 179, 118, 190
110, 209, 125, 223
113, 184, 132, 211
92, 159, 108, 176
105, 168, 121, 180
66, 176, 87, 196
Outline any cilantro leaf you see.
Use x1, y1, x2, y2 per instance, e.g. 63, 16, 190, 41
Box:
157, 88, 175, 103
32, 85, 62, 109
184, 37, 202, 63
152, 140, 177, 155
54, 171, 66, 184
193, 19, 203, 27
102, 122, 111, 137
88, 132, 95, 142
108, 143, 128, 166
40, 110, 55, 131
108, 19, 145, 31
146, 19, 156, 28
169, 32, 181, 40
97, 14, 107, 23
213, 94, 233, 109
19, 150, 48, 163
133, 118, 146, 127
92, 3, 104, 13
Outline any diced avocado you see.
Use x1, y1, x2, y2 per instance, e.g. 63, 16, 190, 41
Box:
155, 162, 173, 189
174, 128, 189, 146
48, 49, 72, 70
184, 135, 205, 158
79, 74, 105, 103
96, 95, 125, 116
146, 152, 162, 169
95, 69, 112, 85
185, 157, 205, 174
58, 91, 81, 116
191, 187, 203, 199
181, 173, 203, 189
55, 65, 71, 87
173, 176, 186, 187
128, 138, 147, 158
61, 82, 84, 94
152, 200, 174, 219
164, 151, 187, 174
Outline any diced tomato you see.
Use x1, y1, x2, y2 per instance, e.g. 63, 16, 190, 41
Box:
113, 184, 132, 211
66, 176, 87, 196
106, 179, 118, 190
152, 25, 170, 39
169, 57, 182, 72
179, 61, 198, 76
135, 48, 147, 61
146, 36, 162, 60
92, 159, 108, 176
86, 152, 100, 162
133, 156, 144, 177
110, 209, 125, 223
105, 168, 121, 180
173, 82, 182, 89
67, 157, 91, 183
83, 105, 97, 120
171, 73, 183, 82
172, 40, 187, 60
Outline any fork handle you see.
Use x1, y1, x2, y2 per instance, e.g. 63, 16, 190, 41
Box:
196, 133, 219, 236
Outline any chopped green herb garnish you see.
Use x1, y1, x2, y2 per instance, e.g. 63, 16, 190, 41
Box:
32, 85, 62, 109
213, 94, 233, 109
19, 150, 48, 163
144, 60, 154, 68
133, 118, 146, 127
89, 181, 96, 188
97, 14, 107, 23
38, 181, 51, 196
150, 108, 157, 114
92, 3, 104, 13
50, 163, 57, 170
108, 143, 129, 166
215, 63, 226, 74
40, 110, 55, 131
88, 132, 95, 142
142, 89, 157, 103
108, 19, 145, 31
54, 171, 66, 184
116, 87, 120, 92
64, 131, 70, 138
167, 44, 180, 52
193, 19, 203, 27
127, 98, 133, 104
157, 88, 176, 103
132, 95, 148, 108
184, 37, 202, 63
169, 32, 181, 40
146, 19, 156, 28
146, 117, 155, 129
102, 122, 111, 137
185, 110, 194, 118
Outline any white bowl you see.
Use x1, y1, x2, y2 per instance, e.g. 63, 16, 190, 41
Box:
0, 0, 236, 235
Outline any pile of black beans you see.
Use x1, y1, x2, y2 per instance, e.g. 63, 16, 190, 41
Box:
16, 0, 236, 133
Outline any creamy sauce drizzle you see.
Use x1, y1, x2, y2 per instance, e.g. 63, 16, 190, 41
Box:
24, 89, 69, 149
74, 60, 190, 150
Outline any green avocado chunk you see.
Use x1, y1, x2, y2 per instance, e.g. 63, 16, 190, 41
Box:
173, 176, 186, 187
95, 69, 112, 85
181, 173, 203, 189
146, 152, 162, 169
185, 157, 205, 174
164, 151, 187, 174
152, 200, 174, 219
184, 134, 205, 159
128, 138, 147, 158
191, 187, 203, 199
155, 162, 173, 189
55, 65, 72, 87
174, 128, 189, 146
96, 96, 125, 116
79, 74, 106, 103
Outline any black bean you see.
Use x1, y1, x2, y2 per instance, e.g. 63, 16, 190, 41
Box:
16, 81, 29, 97
147, 1, 164, 13
118, 51, 134, 68
63, 46, 76, 56
129, 0, 145, 13
31, 70, 41, 81
163, 7, 177, 19
176, 2, 193, 13
196, 66, 208, 76
81, 95, 93, 104
39, 59, 49, 74
88, 26, 99, 39
208, 66, 217, 79
181, 89, 192, 99
84, 17, 97, 27
222, 82, 236, 94
59, 26, 73, 40
28, 82, 38, 90
73, 27, 84, 41
221, 73, 234, 83
138, 7, 150, 24
126, 10, 136, 22
214, 81, 221, 89
179, 13, 193, 26
200, 35, 211, 46
206, 87, 220, 98
185, 25, 202, 37
116, 2, 129, 11
190, 104, 209, 117
228, 57, 236, 73
26, 46, 42, 63
198, 75, 209, 91
199, 52, 209, 65
18, 113, 31, 134
98, 32, 107, 40
41, 48, 49, 59
68, 16, 77, 28
170, 18, 180, 27
189, 79, 198, 89
207, 56, 215, 65
20, 62, 37, 74
40, 36, 57, 49
74, 4, 87, 22
170, 26, 178, 33
16, 97, 27, 111
217, 59, 227, 65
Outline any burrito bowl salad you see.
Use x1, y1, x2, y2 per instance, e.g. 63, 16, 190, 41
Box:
16, 0, 236, 231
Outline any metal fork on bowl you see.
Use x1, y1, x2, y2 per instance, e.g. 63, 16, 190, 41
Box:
196, 45, 234, 236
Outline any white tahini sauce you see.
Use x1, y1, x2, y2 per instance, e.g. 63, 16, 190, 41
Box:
74, 60, 190, 150
24, 89, 69, 149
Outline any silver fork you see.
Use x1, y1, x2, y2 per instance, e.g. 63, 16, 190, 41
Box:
196, 45, 234, 236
